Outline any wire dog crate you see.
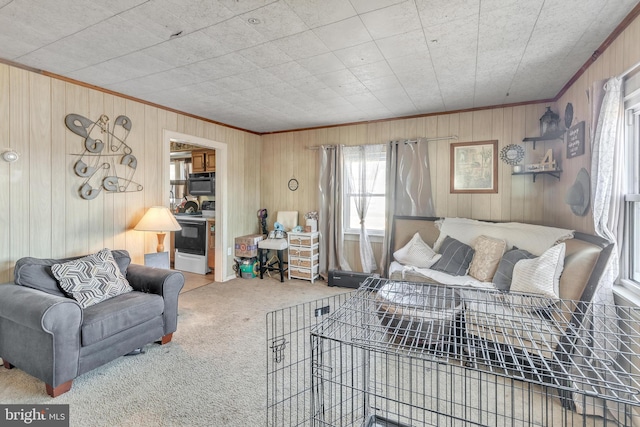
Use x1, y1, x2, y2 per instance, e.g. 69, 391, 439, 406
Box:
267, 277, 640, 426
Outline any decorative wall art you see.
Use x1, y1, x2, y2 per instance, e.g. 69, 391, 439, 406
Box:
450, 140, 498, 194
566, 121, 586, 158
65, 113, 143, 200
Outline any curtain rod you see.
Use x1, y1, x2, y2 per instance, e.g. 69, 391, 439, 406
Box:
399, 136, 458, 144
619, 59, 640, 79
306, 135, 458, 150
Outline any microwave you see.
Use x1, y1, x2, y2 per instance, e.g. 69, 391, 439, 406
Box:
188, 172, 215, 196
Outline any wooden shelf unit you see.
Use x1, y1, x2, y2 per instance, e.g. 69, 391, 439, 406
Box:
522, 130, 566, 150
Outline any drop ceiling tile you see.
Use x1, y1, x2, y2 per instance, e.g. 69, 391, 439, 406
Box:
416, 0, 480, 27
284, 0, 357, 28
376, 29, 430, 60
334, 41, 385, 68
38, 16, 164, 71
386, 54, 435, 78
360, 1, 422, 39
313, 16, 372, 51
267, 61, 314, 81
239, 43, 293, 68
0, 0, 141, 51
237, 69, 284, 88
349, 0, 406, 14
349, 60, 395, 82
272, 30, 329, 60
105, 78, 163, 97
239, 2, 309, 41
362, 75, 404, 92
118, 0, 233, 39
16, 46, 92, 74
297, 52, 345, 75
141, 31, 226, 68
77, 52, 174, 85
0, 33, 38, 60
184, 53, 259, 81
143, 68, 206, 92
201, 17, 265, 54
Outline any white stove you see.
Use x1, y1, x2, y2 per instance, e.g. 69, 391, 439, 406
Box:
174, 215, 210, 275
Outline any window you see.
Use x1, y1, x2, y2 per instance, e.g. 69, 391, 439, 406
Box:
627, 106, 640, 284
625, 71, 640, 287
343, 145, 387, 235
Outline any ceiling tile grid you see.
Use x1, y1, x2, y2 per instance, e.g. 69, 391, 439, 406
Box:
0, 0, 638, 133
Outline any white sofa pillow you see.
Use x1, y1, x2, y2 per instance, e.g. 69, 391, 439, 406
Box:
393, 232, 441, 268
510, 243, 566, 302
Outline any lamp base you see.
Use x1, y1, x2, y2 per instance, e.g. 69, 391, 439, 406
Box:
156, 232, 167, 253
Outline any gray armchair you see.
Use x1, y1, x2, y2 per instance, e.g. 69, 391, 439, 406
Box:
0, 250, 184, 397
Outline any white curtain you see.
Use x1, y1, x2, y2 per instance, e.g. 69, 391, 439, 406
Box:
571, 76, 627, 417
318, 145, 350, 278
343, 144, 385, 273
591, 76, 625, 277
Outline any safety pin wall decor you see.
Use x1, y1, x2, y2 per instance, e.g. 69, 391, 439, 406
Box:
65, 113, 143, 200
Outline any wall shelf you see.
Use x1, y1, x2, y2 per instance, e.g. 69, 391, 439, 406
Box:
522, 130, 566, 150
512, 170, 562, 182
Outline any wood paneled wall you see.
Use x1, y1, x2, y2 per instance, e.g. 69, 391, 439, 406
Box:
0, 63, 261, 282
261, 104, 561, 271
260, 13, 640, 272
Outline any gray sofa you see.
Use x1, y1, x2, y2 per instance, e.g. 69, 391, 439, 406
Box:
0, 250, 184, 397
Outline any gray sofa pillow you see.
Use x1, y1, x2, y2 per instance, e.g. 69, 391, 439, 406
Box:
14, 250, 131, 297
493, 247, 536, 291
430, 236, 475, 276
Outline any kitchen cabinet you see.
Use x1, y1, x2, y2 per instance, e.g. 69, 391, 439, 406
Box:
288, 231, 320, 283
192, 149, 216, 172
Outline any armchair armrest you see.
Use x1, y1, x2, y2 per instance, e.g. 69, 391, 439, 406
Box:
126, 265, 184, 335
0, 283, 82, 387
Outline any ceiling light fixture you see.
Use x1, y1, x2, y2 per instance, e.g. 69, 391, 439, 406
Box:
247, 18, 260, 25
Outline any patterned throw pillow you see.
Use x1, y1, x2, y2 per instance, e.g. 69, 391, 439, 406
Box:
393, 232, 441, 268
509, 243, 566, 304
468, 235, 506, 282
492, 247, 536, 291
430, 236, 475, 276
52, 248, 133, 308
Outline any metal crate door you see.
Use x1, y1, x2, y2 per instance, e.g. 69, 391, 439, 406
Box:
266, 293, 352, 427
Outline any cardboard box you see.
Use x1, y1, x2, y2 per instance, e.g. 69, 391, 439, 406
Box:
235, 234, 263, 257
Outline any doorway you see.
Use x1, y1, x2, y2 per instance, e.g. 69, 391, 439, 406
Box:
163, 130, 228, 283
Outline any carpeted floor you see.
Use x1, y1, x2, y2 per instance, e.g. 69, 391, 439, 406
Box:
0, 276, 348, 426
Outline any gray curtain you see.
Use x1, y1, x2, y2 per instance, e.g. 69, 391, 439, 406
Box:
318, 145, 350, 278
343, 144, 385, 273
381, 138, 435, 276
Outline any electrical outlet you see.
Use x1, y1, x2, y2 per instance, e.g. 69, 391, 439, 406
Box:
227, 247, 231, 256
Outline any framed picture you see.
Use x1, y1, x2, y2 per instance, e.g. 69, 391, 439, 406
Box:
450, 140, 498, 193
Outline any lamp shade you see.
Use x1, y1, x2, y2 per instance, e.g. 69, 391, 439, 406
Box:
134, 206, 182, 232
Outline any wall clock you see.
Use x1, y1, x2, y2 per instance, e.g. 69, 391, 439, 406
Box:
288, 178, 299, 191
499, 144, 525, 166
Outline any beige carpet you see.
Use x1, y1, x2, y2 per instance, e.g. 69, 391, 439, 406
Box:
0, 276, 347, 427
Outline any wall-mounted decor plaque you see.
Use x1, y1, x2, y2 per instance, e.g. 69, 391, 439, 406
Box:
566, 121, 585, 159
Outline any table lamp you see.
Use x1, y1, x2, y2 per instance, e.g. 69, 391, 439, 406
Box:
134, 206, 182, 252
